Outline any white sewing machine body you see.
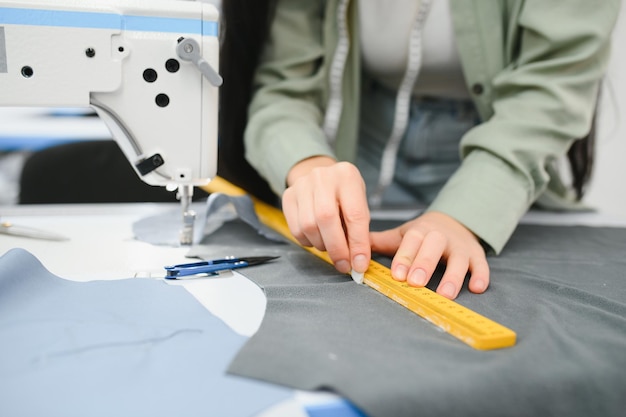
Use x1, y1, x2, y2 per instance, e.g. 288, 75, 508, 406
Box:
0, 0, 219, 188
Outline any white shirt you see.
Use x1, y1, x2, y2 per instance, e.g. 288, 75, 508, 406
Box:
359, 0, 470, 99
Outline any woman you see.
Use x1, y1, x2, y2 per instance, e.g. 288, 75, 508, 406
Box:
218, 0, 619, 299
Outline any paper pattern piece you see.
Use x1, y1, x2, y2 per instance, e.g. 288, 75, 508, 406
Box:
0, 248, 292, 417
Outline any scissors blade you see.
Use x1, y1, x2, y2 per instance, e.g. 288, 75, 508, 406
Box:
237, 256, 280, 266
0, 222, 70, 241
164, 255, 279, 279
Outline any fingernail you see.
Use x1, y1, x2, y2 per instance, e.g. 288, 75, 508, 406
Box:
392, 264, 409, 281
408, 268, 427, 286
473, 279, 486, 293
352, 254, 369, 273
335, 260, 351, 274
439, 282, 456, 299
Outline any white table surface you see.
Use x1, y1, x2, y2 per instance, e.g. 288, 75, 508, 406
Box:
0, 202, 351, 417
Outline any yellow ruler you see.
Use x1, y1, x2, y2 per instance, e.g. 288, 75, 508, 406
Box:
204, 177, 516, 350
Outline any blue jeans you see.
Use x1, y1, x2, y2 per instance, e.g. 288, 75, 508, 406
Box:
356, 77, 480, 208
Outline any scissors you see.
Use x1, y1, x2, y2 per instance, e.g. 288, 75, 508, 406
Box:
164, 255, 279, 279
0, 220, 70, 241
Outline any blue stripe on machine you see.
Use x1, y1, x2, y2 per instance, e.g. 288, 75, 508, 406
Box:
0, 7, 218, 36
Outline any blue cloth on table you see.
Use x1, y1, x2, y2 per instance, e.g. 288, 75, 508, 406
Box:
0, 248, 292, 417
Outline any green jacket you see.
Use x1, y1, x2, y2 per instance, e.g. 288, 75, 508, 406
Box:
244, 0, 620, 253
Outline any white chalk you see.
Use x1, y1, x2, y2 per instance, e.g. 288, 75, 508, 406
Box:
350, 269, 364, 284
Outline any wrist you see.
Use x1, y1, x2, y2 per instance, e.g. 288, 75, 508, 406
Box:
286, 155, 337, 186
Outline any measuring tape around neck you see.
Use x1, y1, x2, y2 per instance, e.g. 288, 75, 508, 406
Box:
204, 177, 516, 350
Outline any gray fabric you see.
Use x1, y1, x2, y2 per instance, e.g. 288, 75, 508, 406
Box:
191, 220, 626, 417
198, 193, 284, 243
132, 194, 284, 246
0, 248, 292, 417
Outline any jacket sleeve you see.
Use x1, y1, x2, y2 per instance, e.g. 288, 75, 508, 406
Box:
429, 0, 621, 254
243, 0, 334, 195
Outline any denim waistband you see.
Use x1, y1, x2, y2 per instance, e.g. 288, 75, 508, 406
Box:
356, 77, 480, 207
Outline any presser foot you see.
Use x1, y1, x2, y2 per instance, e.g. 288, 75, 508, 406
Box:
179, 209, 196, 246
177, 184, 195, 246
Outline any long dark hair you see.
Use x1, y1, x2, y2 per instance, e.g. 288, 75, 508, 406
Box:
217, 1, 593, 202
568, 115, 596, 200
217, 0, 279, 204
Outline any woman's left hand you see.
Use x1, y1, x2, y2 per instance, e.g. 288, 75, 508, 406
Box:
369, 211, 489, 299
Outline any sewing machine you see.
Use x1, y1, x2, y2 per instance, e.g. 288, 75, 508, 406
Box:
0, 0, 221, 244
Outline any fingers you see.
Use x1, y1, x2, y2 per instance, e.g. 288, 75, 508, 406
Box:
386, 212, 490, 300
282, 185, 317, 247
467, 255, 490, 294
437, 253, 489, 298
282, 162, 371, 274
283, 174, 348, 254
391, 235, 488, 299
436, 254, 469, 299
390, 229, 446, 286
337, 174, 370, 273
315, 184, 354, 273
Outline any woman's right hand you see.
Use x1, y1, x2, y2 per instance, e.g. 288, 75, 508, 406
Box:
282, 156, 372, 275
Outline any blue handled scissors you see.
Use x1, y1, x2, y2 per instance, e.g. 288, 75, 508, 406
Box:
164, 256, 279, 279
